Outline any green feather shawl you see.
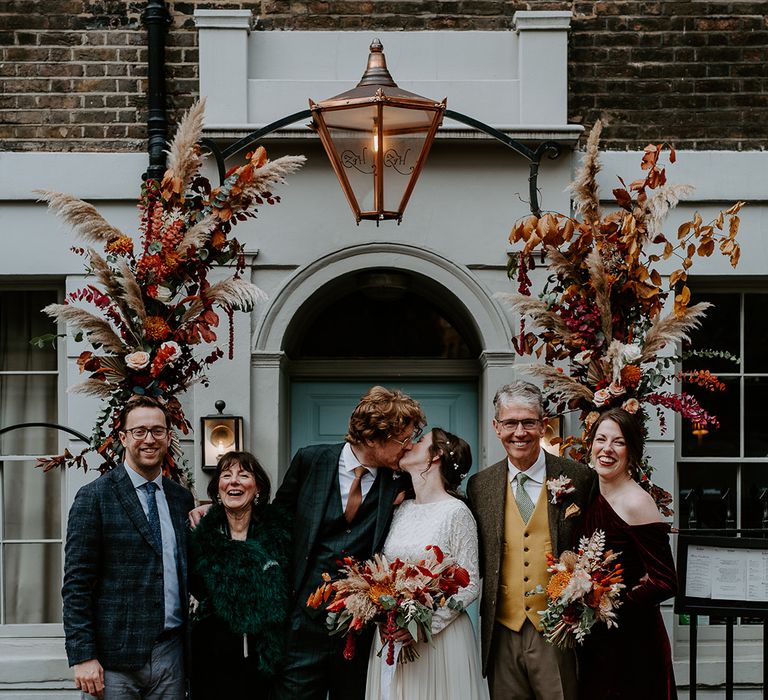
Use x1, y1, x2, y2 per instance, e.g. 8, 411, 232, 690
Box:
189, 503, 291, 676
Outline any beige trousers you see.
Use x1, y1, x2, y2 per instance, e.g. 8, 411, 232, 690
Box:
488, 620, 577, 700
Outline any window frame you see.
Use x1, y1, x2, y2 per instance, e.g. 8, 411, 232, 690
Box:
0, 283, 66, 631
675, 279, 768, 646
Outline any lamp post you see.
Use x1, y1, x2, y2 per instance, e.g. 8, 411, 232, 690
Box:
203, 41, 562, 221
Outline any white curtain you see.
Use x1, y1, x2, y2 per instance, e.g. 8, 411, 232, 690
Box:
0, 289, 61, 624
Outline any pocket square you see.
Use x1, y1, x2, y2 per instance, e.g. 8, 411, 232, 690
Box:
564, 503, 581, 519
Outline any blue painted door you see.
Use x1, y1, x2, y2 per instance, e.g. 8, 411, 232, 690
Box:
290, 381, 479, 476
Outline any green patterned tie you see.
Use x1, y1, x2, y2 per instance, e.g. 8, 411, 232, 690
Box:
514, 472, 535, 523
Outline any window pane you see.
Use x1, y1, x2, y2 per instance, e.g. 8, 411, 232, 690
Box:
680, 377, 740, 457
683, 292, 740, 374
740, 463, 768, 530
678, 463, 737, 530
745, 377, 768, 457
0, 290, 58, 371
0, 375, 58, 458
744, 294, 768, 373
3, 543, 62, 623
2, 461, 61, 540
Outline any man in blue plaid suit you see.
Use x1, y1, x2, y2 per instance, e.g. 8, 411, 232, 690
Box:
270, 386, 426, 700
62, 396, 194, 699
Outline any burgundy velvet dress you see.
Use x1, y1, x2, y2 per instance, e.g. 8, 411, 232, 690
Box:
577, 494, 678, 700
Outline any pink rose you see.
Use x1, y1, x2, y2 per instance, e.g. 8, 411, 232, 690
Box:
608, 381, 626, 397
622, 398, 640, 414
125, 351, 150, 370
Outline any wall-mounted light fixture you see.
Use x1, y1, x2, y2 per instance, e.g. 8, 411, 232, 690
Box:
310, 39, 446, 224
200, 400, 244, 472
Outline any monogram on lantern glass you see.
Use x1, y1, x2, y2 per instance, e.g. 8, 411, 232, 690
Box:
309, 39, 446, 224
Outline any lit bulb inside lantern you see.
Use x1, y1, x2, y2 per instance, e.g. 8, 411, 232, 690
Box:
372, 131, 380, 153
217, 440, 224, 458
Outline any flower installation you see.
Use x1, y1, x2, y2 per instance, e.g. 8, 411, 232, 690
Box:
499, 120, 744, 515
34, 100, 305, 481
535, 529, 624, 649
306, 545, 470, 665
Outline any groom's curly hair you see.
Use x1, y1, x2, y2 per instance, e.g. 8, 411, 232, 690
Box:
346, 386, 426, 445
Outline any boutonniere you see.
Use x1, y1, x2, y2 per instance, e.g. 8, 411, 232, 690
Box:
546, 475, 576, 505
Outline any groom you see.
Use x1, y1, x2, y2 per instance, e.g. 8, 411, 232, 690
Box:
270, 385, 426, 700
468, 381, 597, 700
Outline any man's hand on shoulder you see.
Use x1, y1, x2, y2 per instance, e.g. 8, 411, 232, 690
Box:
74, 658, 104, 698
188, 503, 212, 528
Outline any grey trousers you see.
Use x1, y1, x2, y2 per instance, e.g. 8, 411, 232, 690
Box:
82, 636, 184, 700
488, 620, 577, 700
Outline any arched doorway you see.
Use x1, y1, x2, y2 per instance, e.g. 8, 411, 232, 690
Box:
250, 243, 516, 484
283, 267, 482, 464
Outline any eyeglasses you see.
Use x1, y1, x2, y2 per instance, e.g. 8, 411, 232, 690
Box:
497, 419, 542, 432
389, 429, 423, 447
123, 426, 169, 440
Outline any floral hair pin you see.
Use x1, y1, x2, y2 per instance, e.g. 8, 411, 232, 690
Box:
546, 475, 576, 505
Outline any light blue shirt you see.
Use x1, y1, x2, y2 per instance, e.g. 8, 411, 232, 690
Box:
124, 464, 184, 631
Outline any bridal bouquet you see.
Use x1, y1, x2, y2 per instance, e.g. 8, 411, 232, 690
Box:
306, 545, 470, 665
537, 529, 624, 648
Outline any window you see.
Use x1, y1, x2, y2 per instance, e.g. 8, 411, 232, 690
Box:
0, 288, 63, 626
678, 289, 768, 627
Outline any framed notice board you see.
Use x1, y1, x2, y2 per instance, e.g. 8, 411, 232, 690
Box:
675, 534, 768, 617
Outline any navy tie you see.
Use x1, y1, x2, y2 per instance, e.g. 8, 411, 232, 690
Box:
143, 482, 163, 550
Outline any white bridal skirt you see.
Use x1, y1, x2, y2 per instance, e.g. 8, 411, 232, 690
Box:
365, 612, 490, 700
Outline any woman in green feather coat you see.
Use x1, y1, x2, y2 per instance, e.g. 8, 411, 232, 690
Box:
189, 451, 291, 699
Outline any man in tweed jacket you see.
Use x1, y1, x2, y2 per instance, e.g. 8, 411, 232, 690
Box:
270, 386, 425, 700
62, 396, 194, 698
467, 382, 597, 700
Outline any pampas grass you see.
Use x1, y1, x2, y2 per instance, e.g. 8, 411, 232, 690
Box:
496, 293, 574, 343
69, 379, 115, 398
639, 302, 712, 362
569, 119, 603, 224
585, 248, 613, 342
645, 183, 695, 238
242, 155, 307, 197
182, 278, 268, 323
117, 260, 147, 323
165, 99, 207, 193
43, 304, 126, 355
35, 190, 126, 244
519, 364, 596, 403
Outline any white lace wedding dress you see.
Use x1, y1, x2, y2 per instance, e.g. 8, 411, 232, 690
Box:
365, 498, 489, 700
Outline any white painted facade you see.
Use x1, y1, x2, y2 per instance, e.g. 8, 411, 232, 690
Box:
0, 13, 765, 697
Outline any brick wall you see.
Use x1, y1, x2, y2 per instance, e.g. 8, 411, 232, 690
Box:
1, 1, 766, 152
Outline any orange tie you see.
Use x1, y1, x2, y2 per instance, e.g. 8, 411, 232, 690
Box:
344, 466, 368, 523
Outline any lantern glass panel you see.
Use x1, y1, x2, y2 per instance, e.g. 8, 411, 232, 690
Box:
381, 130, 429, 213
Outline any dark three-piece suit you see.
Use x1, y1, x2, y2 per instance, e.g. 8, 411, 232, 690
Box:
271, 443, 402, 700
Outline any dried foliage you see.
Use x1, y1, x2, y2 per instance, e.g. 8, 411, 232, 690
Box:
36, 101, 305, 479
502, 125, 744, 515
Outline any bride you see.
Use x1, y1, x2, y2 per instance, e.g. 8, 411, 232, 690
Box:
365, 428, 489, 700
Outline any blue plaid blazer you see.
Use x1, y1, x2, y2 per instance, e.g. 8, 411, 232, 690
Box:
62, 464, 195, 671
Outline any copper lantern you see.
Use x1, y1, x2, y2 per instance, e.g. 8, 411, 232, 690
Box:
310, 39, 446, 224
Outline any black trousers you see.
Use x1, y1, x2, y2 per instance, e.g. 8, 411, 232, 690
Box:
271, 608, 373, 700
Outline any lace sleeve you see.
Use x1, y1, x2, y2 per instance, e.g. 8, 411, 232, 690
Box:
431, 503, 480, 636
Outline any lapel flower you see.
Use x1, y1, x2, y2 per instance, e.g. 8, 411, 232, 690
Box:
546, 475, 576, 505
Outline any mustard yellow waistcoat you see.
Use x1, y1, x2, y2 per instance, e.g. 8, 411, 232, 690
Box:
496, 479, 551, 631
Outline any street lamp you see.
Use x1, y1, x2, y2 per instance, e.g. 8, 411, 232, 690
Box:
309, 39, 446, 224
203, 43, 562, 221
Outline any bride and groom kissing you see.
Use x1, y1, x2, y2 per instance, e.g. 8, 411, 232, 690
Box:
265, 382, 595, 700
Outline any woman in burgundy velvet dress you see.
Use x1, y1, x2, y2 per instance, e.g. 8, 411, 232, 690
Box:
577, 408, 678, 700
